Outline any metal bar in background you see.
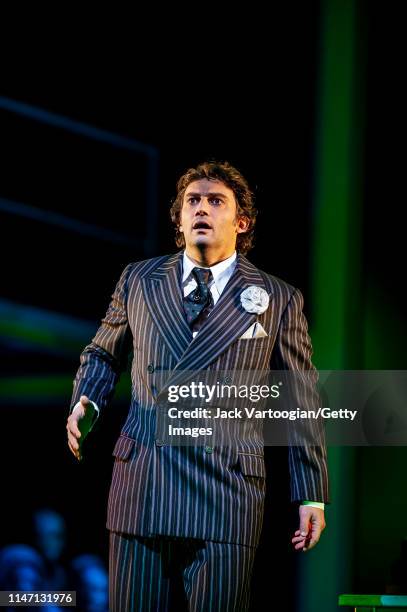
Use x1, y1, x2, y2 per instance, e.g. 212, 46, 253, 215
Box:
0, 95, 160, 254
0, 197, 135, 247
0, 96, 156, 156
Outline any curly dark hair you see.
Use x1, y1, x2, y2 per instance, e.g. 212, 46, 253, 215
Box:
170, 160, 257, 255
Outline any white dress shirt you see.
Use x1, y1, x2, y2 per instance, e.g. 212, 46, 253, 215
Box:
182, 250, 237, 337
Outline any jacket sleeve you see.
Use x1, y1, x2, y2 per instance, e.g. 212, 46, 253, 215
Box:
69, 263, 134, 415
269, 288, 329, 503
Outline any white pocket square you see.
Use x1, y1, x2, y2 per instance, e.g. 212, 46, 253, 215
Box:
239, 322, 268, 340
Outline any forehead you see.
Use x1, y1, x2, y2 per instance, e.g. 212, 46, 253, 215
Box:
184, 178, 234, 197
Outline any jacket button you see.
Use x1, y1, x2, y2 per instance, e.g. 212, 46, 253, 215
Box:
156, 439, 164, 447
204, 446, 213, 454
223, 376, 232, 384
147, 363, 155, 373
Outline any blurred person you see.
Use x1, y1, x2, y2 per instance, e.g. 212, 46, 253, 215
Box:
0, 545, 60, 611
70, 554, 108, 612
32, 508, 68, 590
0, 544, 44, 591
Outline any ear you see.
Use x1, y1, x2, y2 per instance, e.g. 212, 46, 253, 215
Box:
236, 215, 250, 234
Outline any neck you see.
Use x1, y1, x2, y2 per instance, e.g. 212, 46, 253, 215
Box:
185, 246, 235, 268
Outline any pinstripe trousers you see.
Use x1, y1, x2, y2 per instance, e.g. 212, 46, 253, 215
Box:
109, 532, 257, 612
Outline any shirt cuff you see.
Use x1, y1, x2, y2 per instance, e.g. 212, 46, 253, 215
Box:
301, 501, 325, 510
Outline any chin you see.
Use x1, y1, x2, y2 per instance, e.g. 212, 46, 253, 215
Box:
191, 237, 212, 248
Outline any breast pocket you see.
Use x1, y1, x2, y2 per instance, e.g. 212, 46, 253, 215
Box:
233, 336, 272, 369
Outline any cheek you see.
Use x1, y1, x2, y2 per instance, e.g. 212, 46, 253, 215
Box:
223, 216, 239, 231
179, 209, 187, 229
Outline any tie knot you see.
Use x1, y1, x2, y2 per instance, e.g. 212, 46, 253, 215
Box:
192, 267, 212, 287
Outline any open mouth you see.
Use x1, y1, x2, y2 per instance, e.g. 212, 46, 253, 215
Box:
193, 221, 212, 230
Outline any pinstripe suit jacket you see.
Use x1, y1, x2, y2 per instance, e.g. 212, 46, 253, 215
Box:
71, 250, 329, 548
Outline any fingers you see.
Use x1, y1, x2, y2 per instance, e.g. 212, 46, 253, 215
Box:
67, 426, 80, 450
291, 530, 309, 551
292, 539, 307, 550
295, 510, 311, 551
67, 428, 81, 457
67, 437, 82, 461
302, 523, 326, 552
299, 513, 310, 538
66, 414, 82, 461
67, 413, 82, 438
67, 435, 82, 461
293, 507, 326, 552
292, 530, 305, 542
303, 519, 326, 552
66, 399, 94, 461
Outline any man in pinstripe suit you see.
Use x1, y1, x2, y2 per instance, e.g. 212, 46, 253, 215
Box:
67, 161, 329, 611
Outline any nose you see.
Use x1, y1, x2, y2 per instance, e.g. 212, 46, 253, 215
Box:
194, 198, 210, 214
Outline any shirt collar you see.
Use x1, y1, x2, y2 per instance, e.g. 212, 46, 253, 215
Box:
182, 250, 237, 284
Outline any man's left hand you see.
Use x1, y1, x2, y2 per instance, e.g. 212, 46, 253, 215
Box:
291, 505, 326, 552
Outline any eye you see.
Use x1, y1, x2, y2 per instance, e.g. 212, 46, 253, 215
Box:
209, 197, 222, 206
187, 196, 199, 205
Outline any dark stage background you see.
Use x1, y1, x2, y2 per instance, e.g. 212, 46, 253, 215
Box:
1, 2, 406, 610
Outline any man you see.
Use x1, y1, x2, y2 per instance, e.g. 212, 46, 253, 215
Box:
66, 161, 329, 611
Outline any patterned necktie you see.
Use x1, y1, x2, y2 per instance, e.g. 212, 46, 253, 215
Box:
183, 267, 214, 333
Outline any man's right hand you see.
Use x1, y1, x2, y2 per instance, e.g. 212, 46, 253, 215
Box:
66, 395, 95, 461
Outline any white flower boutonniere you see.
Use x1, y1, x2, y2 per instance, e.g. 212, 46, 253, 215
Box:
240, 286, 269, 314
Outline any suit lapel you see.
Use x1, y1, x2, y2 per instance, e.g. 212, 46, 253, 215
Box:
141, 251, 192, 362
162, 253, 273, 389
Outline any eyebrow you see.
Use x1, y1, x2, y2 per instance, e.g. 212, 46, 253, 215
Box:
185, 192, 228, 198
